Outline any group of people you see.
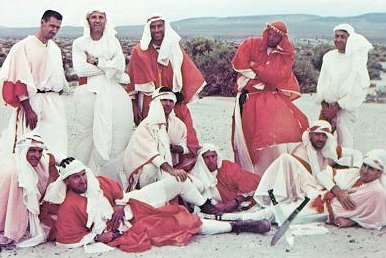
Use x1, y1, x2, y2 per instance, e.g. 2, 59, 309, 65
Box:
0, 7, 384, 254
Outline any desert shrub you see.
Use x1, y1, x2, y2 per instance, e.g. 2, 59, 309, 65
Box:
183, 37, 237, 97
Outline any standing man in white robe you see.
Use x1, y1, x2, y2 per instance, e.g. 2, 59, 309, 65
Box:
71, 9, 134, 185
0, 10, 68, 156
316, 23, 373, 148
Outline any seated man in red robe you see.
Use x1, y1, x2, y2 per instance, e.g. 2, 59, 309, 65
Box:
190, 144, 261, 213
127, 15, 205, 155
46, 159, 270, 253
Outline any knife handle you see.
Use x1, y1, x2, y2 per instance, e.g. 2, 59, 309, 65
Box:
268, 189, 278, 205
286, 197, 311, 222
297, 196, 310, 211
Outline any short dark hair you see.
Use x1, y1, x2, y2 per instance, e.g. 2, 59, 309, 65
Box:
158, 87, 184, 103
41, 10, 63, 21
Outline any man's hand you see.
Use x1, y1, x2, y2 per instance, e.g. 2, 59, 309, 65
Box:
168, 168, 191, 182
94, 231, 115, 243
331, 186, 356, 210
21, 99, 38, 130
85, 51, 98, 66
131, 99, 143, 126
321, 102, 339, 120
110, 205, 125, 230
170, 144, 184, 154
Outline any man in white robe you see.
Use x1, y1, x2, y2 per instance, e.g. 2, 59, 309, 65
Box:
0, 10, 68, 156
255, 148, 386, 230
0, 134, 66, 248
254, 120, 363, 209
71, 9, 134, 185
316, 23, 373, 148
123, 87, 190, 191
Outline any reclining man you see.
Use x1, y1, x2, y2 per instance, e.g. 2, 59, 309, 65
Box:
254, 119, 363, 210
45, 159, 271, 253
123, 87, 194, 191
255, 148, 386, 230
190, 143, 261, 213
0, 134, 66, 248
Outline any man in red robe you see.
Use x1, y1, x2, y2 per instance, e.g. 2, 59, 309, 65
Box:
231, 20, 309, 176
127, 16, 205, 154
48, 159, 270, 253
190, 144, 261, 213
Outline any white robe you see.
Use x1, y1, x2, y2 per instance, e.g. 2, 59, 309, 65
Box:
315, 49, 370, 148
0, 35, 68, 155
123, 113, 187, 190
71, 34, 134, 185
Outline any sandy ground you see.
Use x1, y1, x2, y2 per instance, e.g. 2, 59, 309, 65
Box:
1, 94, 386, 258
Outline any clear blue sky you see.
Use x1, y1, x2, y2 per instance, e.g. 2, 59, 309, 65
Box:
1, 0, 386, 27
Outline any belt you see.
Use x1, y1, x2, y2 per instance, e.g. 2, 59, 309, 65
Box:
36, 89, 63, 94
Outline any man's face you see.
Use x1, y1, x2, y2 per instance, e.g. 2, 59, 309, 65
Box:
359, 163, 382, 183
202, 150, 218, 172
65, 170, 88, 194
26, 147, 43, 167
160, 99, 175, 117
334, 30, 349, 53
150, 20, 165, 45
40, 17, 61, 40
267, 29, 282, 48
88, 11, 106, 34
309, 132, 328, 150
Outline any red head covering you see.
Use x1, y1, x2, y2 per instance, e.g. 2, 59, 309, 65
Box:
260, 20, 293, 56
266, 20, 288, 36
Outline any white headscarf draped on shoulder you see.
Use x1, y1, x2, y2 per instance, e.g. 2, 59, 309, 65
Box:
190, 144, 223, 203
44, 159, 114, 235
15, 134, 48, 247
302, 120, 338, 176
140, 16, 183, 93
333, 24, 373, 56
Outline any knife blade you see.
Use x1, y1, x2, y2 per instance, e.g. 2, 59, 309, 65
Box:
270, 196, 310, 246
268, 189, 294, 248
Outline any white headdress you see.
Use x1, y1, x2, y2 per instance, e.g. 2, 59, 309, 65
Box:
15, 133, 49, 247
16, 133, 46, 215
140, 16, 183, 93
363, 149, 386, 188
44, 159, 113, 234
333, 23, 373, 56
190, 143, 223, 203
302, 120, 338, 176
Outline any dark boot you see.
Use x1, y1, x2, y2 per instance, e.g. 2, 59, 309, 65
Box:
199, 199, 223, 216
231, 220, 271, 234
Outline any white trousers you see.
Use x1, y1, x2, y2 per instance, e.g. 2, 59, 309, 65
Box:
71, 85, 134, 185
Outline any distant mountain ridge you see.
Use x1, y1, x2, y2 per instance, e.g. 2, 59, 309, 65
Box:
1, 13, 386, 43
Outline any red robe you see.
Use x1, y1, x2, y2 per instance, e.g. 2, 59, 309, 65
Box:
128, 44, 205, 153
56, 176, 202, 252
216, 160, 260, 202
232, 36, 309, 165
